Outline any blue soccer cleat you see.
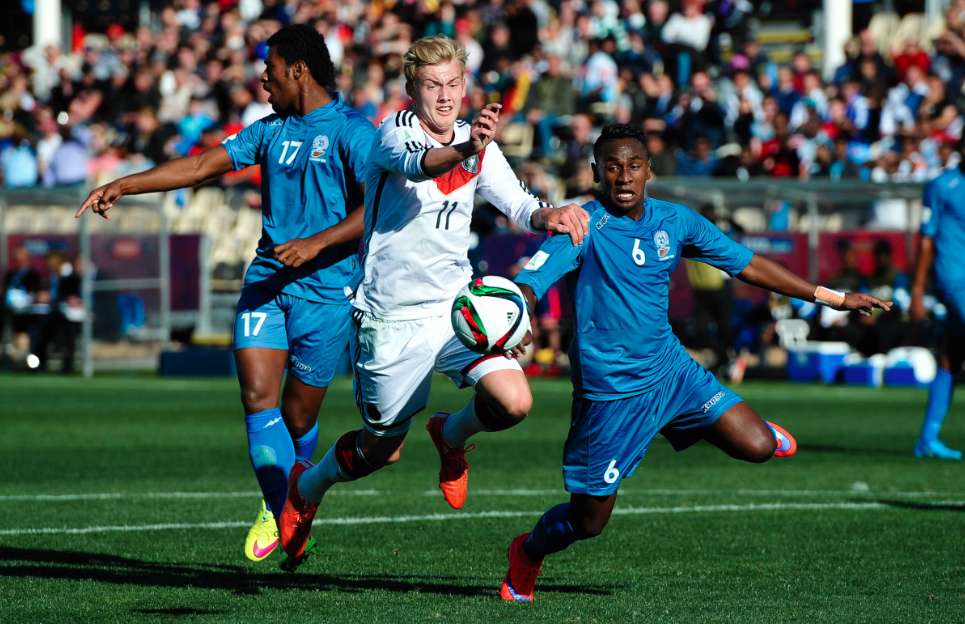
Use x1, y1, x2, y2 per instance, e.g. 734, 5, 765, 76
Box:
914, 439, 963, 461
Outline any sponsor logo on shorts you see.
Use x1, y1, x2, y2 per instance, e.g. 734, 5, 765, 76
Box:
289, 356, 313, 373
702, 391, 725, 413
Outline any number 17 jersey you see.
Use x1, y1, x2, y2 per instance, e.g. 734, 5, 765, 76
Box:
221, 97, 375, 303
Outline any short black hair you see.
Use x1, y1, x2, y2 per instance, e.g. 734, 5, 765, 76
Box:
266, 23, 335, 90
593, 124, 649, 162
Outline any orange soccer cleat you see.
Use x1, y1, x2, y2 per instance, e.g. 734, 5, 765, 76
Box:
499, 533, 543, 603
426, 412, 474, 510
277, 459, 319, 571
767, 421, 798, 458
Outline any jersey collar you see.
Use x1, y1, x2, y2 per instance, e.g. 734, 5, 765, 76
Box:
301, 92, 342, 122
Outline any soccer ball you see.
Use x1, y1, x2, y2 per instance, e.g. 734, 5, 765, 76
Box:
451, 276, 530, 354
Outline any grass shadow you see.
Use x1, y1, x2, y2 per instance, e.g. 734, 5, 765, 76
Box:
877, 499, 965, 512
0, 546, 612, 598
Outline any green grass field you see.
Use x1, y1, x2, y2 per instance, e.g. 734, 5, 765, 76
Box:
1, 374, 963, 623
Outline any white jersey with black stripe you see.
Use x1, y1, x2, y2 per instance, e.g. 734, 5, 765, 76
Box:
354, 111, 549, 319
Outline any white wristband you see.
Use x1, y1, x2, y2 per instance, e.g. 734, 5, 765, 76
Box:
814, 285, 846, 307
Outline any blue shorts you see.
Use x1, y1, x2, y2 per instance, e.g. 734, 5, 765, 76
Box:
232, 285, 352, 388
563, 357, 743, 495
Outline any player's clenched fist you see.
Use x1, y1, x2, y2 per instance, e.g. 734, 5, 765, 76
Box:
75, 180, 125, 219
273, 238, 323, 268
469, 103, 501, 153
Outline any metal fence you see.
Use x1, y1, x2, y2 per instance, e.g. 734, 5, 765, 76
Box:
647, 178, 924, 282
0, 188, 173, 376
1, 179, 928, 375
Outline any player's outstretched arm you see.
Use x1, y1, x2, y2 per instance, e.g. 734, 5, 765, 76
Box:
738, 254, 892, 316
420, 103, 502, 178
909, 235, 934, 322
75, 145, 234, 220
273, 205, 365, 268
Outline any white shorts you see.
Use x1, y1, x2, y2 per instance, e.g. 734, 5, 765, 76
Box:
352, 310, 522, 437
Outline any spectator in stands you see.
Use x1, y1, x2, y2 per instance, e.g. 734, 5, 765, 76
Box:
642, 0, 670, 54
686, 204, 736, 375
661, 0, 713, 85
580, 36, 620, 106
561, 113, 594, 179
34, 251, 83, 373
525, 53, 575, 159
646, 132, 676, 177
1, 128, 39, 188
893, 39, 931, 82
127, 106, 178, 166
43, 124, 89, 187
2, 246, 43, 357
675, 135, 717, 176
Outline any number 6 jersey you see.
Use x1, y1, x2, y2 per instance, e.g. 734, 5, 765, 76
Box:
515, 198, 754, 400
353, 110, 550, 319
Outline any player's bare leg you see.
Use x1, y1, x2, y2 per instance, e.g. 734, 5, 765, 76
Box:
281, 376, 327, 438
236, 348, 288, 414
238, 349, 333, 562
236, 348, 289, 561
430, 369, 533, 509
703, 401, 795, 461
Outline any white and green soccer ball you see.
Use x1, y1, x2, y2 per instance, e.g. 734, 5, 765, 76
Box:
451, 276, 530, 354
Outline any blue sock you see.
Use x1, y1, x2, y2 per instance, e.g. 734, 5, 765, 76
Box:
245, 407, 296, 518
293, 422, 319, 462
919, 369, 954, 444
523, 503, 585, 560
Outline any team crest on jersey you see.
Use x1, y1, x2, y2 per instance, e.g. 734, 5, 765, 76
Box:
461, 154, 479, 174
435, 147, 486, 195
653, 230, 674, 260
310, 134, 330, 161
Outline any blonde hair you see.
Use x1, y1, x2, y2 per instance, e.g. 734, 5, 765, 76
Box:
403, 35, 468, 83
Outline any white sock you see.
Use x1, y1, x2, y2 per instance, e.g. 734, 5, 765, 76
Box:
441, 399, 489, 448
298, 445, 347, 504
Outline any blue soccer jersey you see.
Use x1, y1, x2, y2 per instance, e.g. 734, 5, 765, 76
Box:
921, 168, 965, 291
515, 197, 754, 400
221, 96, 375, 303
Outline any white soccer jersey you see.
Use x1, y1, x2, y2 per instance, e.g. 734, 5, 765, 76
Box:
354, 110, 550, 319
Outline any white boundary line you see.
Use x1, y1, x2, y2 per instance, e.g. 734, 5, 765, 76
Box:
1, 487, 962, 503
5, 500, 963, 537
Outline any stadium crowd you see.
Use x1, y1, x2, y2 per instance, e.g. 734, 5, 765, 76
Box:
1, 0, 963, 374
0, 0, 962, 198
